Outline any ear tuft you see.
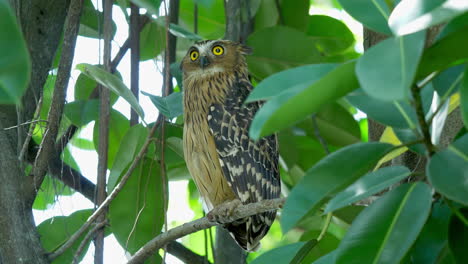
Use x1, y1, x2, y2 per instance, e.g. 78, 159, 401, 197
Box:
240, 45, 253, 55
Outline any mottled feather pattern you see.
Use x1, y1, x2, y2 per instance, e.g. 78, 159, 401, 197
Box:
208, 72, 280, 250
181, 40, 280, 251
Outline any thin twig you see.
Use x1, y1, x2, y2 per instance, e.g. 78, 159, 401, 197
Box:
72, 220, 108, 264
47, 121, 161, 261
30, 0, 84, 191
3, 119, 48, 130
167, 241, 212, 264
411, 84, 435, 156
317, 212, 332, 241
130, 3, 140, 126
127, 198, 286, 264
18, 96, 43, 162
94, 0, 113, 262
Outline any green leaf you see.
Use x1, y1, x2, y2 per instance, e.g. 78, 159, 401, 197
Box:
411, 201, 451, 264
356, 31, 426, 101
280, 0, 309, 31
74, 69, 120, 104
93, 110, 130, 169
245, 64, 338, 103
389, 0, 468, 36
335, 183, 432, 264
64, 100, 99, 127
448, 208, 468, 263
79, 0, 117, 38
325, 166, 411, 213
313, 250, 337, 264
109, 158, 165, 262
281, 142, 393, 233
143, 91, 183, 119
432, 65, 464, 98
249, 61, 359, 140
254, 0, 279, 30
428, 134, 468, 205
108, 124, 148, 192
417, 26, 468, 79
461, 65, 468, 128
0, 0, 31, 104
179, 0, 224, 39
251, 242, 306, 264
338, 0, 392, 35
306, 15, 355, 55
246, 26, 324, 79
247, 64, 338, 103
131, 0, 162, 16
168, 22, 203, 41
76, 63, 145, 119
33, 174, 74, 210
140, 21, 166, 61
38, 209, 93, 264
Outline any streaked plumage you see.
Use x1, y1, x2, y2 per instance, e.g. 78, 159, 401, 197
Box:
181, 40, 280, 251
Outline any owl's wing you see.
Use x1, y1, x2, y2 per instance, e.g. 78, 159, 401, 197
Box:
208, 78, 280, 251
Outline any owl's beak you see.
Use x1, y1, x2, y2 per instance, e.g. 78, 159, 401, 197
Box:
199, 56, 210, 69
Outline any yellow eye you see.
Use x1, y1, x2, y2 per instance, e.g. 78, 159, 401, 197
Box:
212, 45, 224, 56
190, 50, 199, 61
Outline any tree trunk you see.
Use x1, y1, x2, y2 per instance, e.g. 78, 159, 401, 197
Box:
0, 0, 71, 262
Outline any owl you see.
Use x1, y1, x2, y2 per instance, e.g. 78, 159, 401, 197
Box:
181, 40, 280, 251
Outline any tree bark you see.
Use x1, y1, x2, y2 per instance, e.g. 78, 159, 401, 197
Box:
0, 0, 71, 262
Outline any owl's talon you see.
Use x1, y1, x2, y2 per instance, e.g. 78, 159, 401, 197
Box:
208, 199, 242, 224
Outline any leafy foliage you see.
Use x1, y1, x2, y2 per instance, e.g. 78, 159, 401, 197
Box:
2, 0, 467, 263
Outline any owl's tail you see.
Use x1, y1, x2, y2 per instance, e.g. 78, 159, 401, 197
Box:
225, 210, 277, 252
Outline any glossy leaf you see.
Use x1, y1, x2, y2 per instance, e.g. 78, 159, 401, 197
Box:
93, 110, 130, 169
76, 63, 145, 119
109, 158, 165, 262
33, 175, 74, 210
79, 0, 117, 38
74, 69, 120, 104
143, 91, 183, 119
250, 61, 359, 140
389, 0, 468, 36
254, 0, 279, 30
428, 134, 468, 205
280, 0, 309, 31
461, 66, 468, 128
417, 26, 468, 79
37, 209, 93, 263
251, 242, 305, 264
246, 26, 324, 79
335, 183, 432, 264
247, 64, 338, 103
108, 124, 148, 192
325, 166, 411, 213
338, 0, 392, 35
356, 31, 426, 101
140, 21, 166, 61
179, 0, 224, 39
306, 15, 355, 55
432, 65, 464, 98
448, 208, 468, 263
64, 100, 99, 127
281, 142, 393, 233
411, 201, 451, 264
0, 0, 31, 104
313, 250, 337, 264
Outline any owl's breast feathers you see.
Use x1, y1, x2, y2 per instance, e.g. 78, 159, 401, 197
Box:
183, 70, 280, 251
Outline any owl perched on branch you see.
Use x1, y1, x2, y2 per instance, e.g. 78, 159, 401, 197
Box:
181, 40, 280, 251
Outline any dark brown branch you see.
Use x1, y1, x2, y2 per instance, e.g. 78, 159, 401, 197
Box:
167, 241, 212, 264
48, 121, 161, 261
31, 0, 84, 194
127, 198, 285, 264
411, 84, 435, 156
72, 220, 108, 264
94, 0, 113, 262
130, 3, 140, 126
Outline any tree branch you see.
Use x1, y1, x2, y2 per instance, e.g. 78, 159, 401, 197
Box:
411, 84, 435, 156
48, 121, 161, 261
129, 3, 140, 126
166, 241, 212, 264
30, 0, 84, 195
127, 198, 285, 264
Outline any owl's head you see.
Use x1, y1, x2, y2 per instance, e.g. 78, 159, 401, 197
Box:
181, 40, 252, 78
